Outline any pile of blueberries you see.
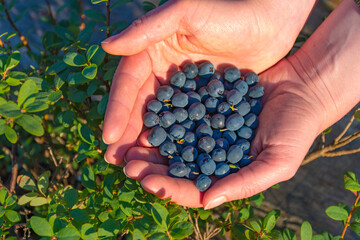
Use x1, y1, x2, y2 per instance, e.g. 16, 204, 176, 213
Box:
143, 61, 264, 192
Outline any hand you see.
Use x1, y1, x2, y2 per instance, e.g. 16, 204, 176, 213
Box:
101, 0, 316, 162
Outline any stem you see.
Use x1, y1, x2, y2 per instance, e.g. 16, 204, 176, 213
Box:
45, 0, 56, 25
79, 0, 85, 31
97, 73, 110, 92
0, 0, 32, 51
10, 143, 18, 194
106, 0, 111, 38
341, 192, 360, 239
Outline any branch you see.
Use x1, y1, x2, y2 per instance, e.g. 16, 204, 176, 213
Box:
10, 143, 18, 194
106, 0, 111, 38
45, 0, 56, 25
322, 148, 360, 157
79, 0, 85, 31
334, 115, 355, 144
0, 0, 32, 51
341, 192, 360, 239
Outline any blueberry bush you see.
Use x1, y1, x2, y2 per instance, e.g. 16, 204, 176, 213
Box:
1, 0, 360, 239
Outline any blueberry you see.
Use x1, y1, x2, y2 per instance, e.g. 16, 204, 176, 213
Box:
169, 124, 186, 140
168, 162, 189, 178
207, 79, 224, 97
214, 162, 230, 178
195, 123, 213, 138
249, 99, 262, 115
233, 80, 248, 96
183, 80, 197, 92
197, 153, 211, 164
156, 85, 174, 102
183, 131, 197, 146
185, 163, 200, 180
215, 138, 229, 151
195, 77, 209, 89
188, 102, 206, 121
187, 91, 201, 105
197, 155, 216, 175
204, 97, 219, 114
224, 81, 234, 91
143, 112, 159, 128
225, 113, 244, 131
212, 129, 222, 140
198, 86, 210, 102
212, 148, 227, 162
236, 126, 254, 140
198, 61, 215, 78
147, 99, 163, 114
222, 131, 237, 145
169, 71, 186, 88
235, 139, 250, 154
148, 126, 167, 147
244, 113, 258, 129
226, 89, 243, 106
169, 156, 184, 165
234, 101, 251, 116
217, 102, 232, 116
212, 71, 224, 82
195, 174, 212, 192
227, 145, 243, 164
197, 114, 211, 127
239, 155, 252, 167
182, 62, 198, 79
248, 85, 264, 99
159, 141, 177, 157
173, 108, 188, 123
171, 92, 188, 108
244, 72, 259, 86
228, 163, 240, 173
224, 66, 241, 83
181, 119, 196, 131
181, 145, 198, 162
159, 111, 176, 128
210, 113, 226, 129
197, 136, 216, 153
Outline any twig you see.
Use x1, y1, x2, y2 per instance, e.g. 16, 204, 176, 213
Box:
45, 0, 56, 25
10, 143, 18, 194
185, 208, 202, 240
106, 0, 111, 38
334, 108, 359, 144
47, 145, 58, 167
322, 148, 360, 157
0, 0, 32, 51
341, 192, 360, 239
97, 73, 110, 92
79, 0, 85, 31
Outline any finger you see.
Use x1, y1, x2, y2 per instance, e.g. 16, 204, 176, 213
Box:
202, 146, 299, 210
141, 174, 203, 208
102, 51, 152, 144
101, 0, 186, 55
123, 160, 168, 181
126, 147, 167, 164
137, 129, 152, 147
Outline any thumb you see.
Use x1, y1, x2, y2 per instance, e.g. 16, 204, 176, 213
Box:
101, 0, 186, 55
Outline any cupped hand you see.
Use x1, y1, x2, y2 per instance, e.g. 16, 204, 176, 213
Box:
101, 0, 316, 150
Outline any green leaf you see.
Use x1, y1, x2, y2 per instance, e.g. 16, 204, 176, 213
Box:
250, 193, 264, 207
354, 110, 360, 122
91, 0, 108, 4
54, 25, 75, 41
25, 101, 49, 113
5, 126, 17, 143
249, 218, 262, 233
323, 127, 332, 134
30, 197, 48, 206
37, 171, 50, 195
48, 90, 62, 104
64, 188, 78, 208
0, 101, 22, 118
132, 229, 146, 240
81, 223, 97, 240
301, 221, 312, 240
78, 123, 96, 144
5, 51, 20, 70
57, 110, 75, 126
56, 225, 80, 240
71, 209, 89, 223
90, 47, 106, 66
84, 9, 106, 22
142, 1, 156, 12
46, 61, 68, 75
30, 216, 54, 237
169, 221, 194, 239
6, 194, 17, 207
263, 215, 276, 232
68, 72, 91, 85
151, 202, 170, 231
82, 64, 97, 79
68, 90, 86, 102
344, 171, 360, 191
6, 77, 21, 86
0, 188, 9, 205
63, 52, 87, 67
15, 114, 44, 136
97, 93, 109, 115
198, 208, 210, 220
86, 45, 99, 61
18, 79, 38, 108
81, 165, 96, 189
0, 206, 4, 218
325, 206, 348, 221
118, 189, 135, 203
111, 0, 133, 9
0, 119, 6, 135
353, 208, 360, 222
5, 210, 21, 222
351, 222, 360, 236
18, 192, 39, 205
98, 219, 120, 238
17, 175, 37, 191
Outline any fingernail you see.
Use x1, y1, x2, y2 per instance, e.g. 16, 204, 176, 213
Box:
104, 155, 110, 163
101, 35, 117, 44
123, 156, 128, 164
204, 196, 227, 210
102, 137, 109, 145
123, 167, 129, 178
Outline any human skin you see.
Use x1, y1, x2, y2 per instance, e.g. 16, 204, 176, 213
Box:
99, 0, 360, 209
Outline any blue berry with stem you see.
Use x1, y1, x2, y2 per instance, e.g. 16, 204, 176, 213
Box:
195, 123, 213, 138
197, 136, 216, 153
187, 91, 201, 105
188, 102, 206, 121
169, 124, 186, 140
196, 174, 212, 192
226, 89, 243, 106
204, 97, 219, 114
227, 145, 243, 164
210, 113, 226, 129
198, 86, 210, 102
215, 138, 229, 151
183, 80, 197, 92
183, 131, 197, 146
225, 113, 244, 131
235, 139, 250, 154
181, 145, 198, 162
234, 80, 248, 96
224, 66, 241, 83
168, 162, 189, 178
215, 162, 230, 178
159, 141, 177, 157
222, 130, 237, 145
197, 155, 216, 175
173, 108, 188, 123
248, 85, 264, 99
197, 114, 211, 127
217, 102, 232, 116
239, 155, 252, 167
171, 92, 188, 108
234, 101, 251, 116
229, 163, 240, 173
147, 99, 163, 114
169, 156, 184, 165
159, 111, 176, 128
181, 119, 196, 131
156, 85, 174, 102
244, 113, 258, 129
185, 163, 200, 180
198, 61, 215, 78
148, 126, 167, 147
244, 72, 259, 86
207, 79, 224, 97
182, 62, 198, 79
212, 148, 227, 162
143, 112, 159, 128
170, 71, 186, 88
236, 126, 254, 140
